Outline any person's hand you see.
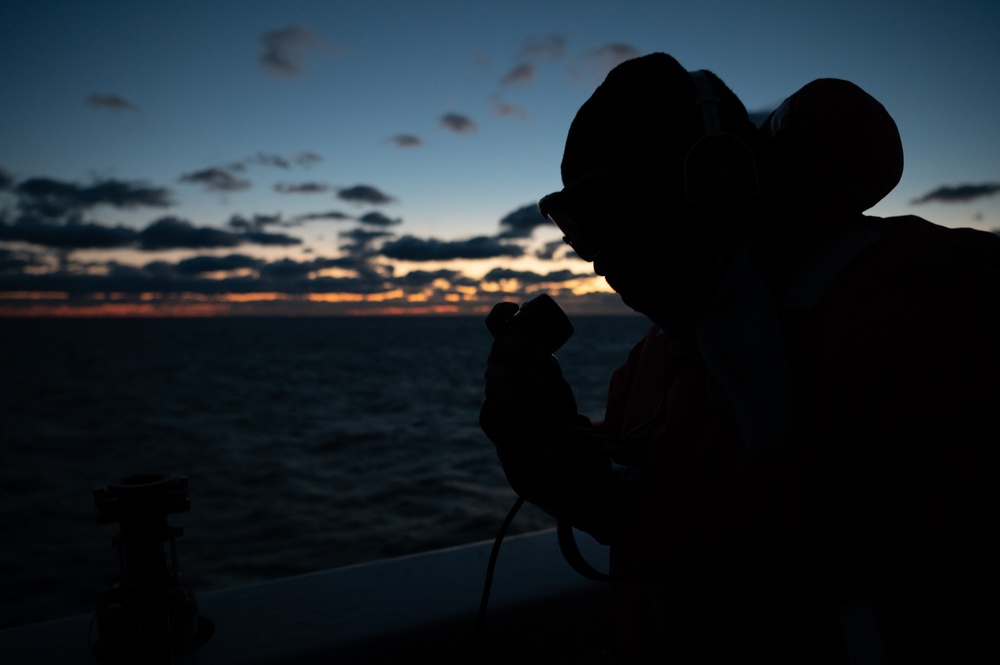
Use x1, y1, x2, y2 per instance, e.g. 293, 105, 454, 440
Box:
480, 302, 618, 538
482, 301, 578, 429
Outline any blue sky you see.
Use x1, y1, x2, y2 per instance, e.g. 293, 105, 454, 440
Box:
2, 0, 998, 315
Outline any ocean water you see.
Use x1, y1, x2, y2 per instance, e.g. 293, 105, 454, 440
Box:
0, 313, 651, 629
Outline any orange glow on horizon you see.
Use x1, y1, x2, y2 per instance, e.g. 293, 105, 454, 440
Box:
307, 293, 365, 303
343, 304, 464, 316
568, 276, 614, 295
0, 302, 229, 318
0, 277, 626, 317
307, 289, 406, 303
0, 291, 69, 300
368, 288, 405, 302
221, 292, 287, 302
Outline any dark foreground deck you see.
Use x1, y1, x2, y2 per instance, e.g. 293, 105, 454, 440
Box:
0, 528, 611, 664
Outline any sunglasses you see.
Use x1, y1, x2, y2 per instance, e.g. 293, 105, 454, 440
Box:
538, 170, 619, 262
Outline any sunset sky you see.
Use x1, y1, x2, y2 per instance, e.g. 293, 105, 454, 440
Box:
2, 0, 998, 316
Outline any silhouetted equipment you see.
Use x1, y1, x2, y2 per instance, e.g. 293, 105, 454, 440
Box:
92, 474, 212, 664
485, 293, 574, 355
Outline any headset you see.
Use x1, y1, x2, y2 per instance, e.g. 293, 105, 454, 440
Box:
540, 69, 760, 261
684, 69, 759, 215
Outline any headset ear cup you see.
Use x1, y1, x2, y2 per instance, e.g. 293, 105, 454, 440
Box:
685, 70, 759, 219
684, 133, 758, 214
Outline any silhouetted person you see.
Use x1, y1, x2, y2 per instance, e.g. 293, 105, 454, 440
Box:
481, 53, 1000, 664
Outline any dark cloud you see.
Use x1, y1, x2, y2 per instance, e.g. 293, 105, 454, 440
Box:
174, 153, 323, 195
518, 35, 566, 61
392, 268, 465, 288
500, 63, 535, 85
143, 254, 357, 282
337, 184, 396, 205
0, 270, 167, 296
226, 216, 251, 231
334, 228, 397, 280
575, 43, 641, 82
499, 203, 548, 238
86, 93, 139, 112
174, 254, 264, 275
256, 258, 315, 279
295, 152, 323, 166
179, 168, 252, 192
388, 134, 423, 148
482, 267, 585, 284
275, 182, 330, 194
0, 167, 12, 190
338, 227, 395, 254
219, 152, 322, 172
139, 217, 300, 250
139, 217, 242, 250
911, 182, 1000, 204
493, 98, 527, 119
258, 256, 352, 279
227, 214, 283, 231
253, 213, 282, 226
441, 113, 477, 135
294, 210, 353, 222
587, 43, 641, 66
241, 230, 302, 246
249, 153, 291, 169
536, 239, 569, 260
0, 217, 138, 249
0, 213, 301, 252
340, 227, 394, 243
380, 235, 523, 261
358, 212, 402, 227
0, 247, 47, 273
16, 177, 172, 215
259, 26, 329, 77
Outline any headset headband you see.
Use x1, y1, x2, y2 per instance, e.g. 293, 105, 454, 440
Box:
683, 69, 759, 213
690, 70, 722, 136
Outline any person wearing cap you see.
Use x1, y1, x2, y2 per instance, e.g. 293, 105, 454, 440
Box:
481, 53, 999, 663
